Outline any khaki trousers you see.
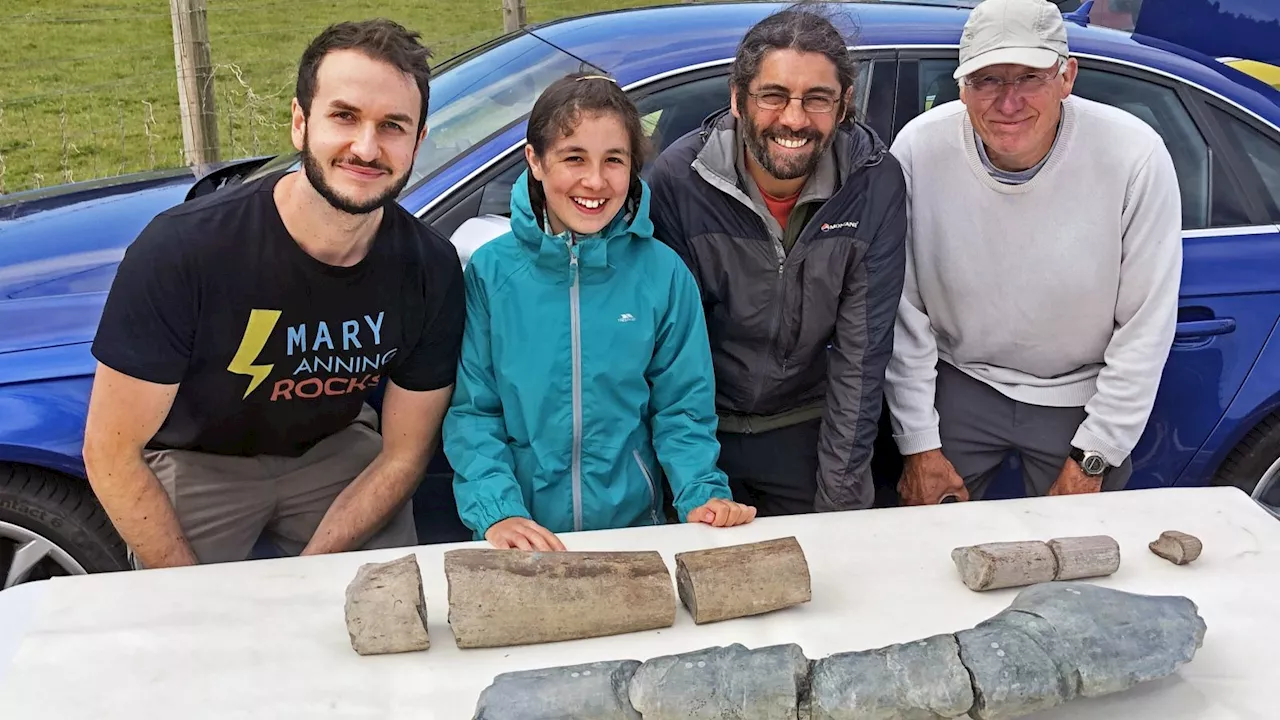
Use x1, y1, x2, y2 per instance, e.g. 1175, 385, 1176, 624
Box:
132, 404, 416, 567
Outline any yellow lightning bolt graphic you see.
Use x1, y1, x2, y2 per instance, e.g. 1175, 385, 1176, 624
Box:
227, 309, 282, 399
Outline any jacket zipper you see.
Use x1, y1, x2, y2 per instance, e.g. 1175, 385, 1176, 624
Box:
780, 256, 807, 367
633, 450, 661, 525
569, 238, 584, 532
743, 212, 786, 426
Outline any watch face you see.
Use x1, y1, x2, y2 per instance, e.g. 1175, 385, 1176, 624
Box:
1082, 455, 1107, 475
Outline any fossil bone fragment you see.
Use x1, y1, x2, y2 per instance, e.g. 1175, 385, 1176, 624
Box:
1149, 530, 1203, 565
809, 634, 974, 719
952, 535, 1121, 591
343, 554, 430, 656
628, 643, 810, 719
675, 536, 812, 624
443, 548, 675, 648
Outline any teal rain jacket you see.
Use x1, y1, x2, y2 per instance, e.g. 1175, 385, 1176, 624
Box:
443, 170, 733, 538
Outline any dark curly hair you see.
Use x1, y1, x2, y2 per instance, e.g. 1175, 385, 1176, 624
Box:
730, 2, 859, 121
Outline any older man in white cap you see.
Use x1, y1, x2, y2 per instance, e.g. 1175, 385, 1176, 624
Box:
884, 0, 1183, 505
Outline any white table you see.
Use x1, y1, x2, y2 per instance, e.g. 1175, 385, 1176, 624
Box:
1, 486, 1277, 719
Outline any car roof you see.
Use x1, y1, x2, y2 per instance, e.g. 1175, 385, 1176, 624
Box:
528, 1, 1280, 127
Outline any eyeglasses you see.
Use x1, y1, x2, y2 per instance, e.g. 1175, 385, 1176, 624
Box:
962, 67, 1061, 100
748, 91, 838, 114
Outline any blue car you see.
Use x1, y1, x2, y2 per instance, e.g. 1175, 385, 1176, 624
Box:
3, 0, 1279, 590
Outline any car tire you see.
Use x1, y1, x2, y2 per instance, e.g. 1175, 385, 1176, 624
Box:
1212, 414, 1280, 502
0, 464, 129, 587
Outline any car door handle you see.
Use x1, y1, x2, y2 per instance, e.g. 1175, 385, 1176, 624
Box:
1175, 318, 1236, 339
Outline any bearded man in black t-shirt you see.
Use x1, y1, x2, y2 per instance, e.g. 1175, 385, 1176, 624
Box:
82, 19, 465, 569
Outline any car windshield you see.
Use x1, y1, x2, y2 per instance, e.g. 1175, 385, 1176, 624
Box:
243, 31, 597, 193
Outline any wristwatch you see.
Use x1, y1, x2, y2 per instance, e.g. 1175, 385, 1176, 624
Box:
1069, 447, 1112, 477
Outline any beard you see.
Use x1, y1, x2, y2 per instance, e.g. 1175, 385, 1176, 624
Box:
301, 133, 412, 215
741, 107, 836, 181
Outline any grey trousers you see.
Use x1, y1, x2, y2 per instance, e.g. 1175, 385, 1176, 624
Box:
132, 404, 417, 568
937, 362, 1132, 499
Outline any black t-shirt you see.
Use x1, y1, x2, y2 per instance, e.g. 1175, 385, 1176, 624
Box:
91, 171, 465, 457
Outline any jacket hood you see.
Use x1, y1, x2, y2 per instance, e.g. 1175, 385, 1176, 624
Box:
697, 107, 888, 184
509, 168, 656, 272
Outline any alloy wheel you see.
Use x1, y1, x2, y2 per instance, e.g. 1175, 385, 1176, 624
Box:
0, 520, 87, 590
1253, 456, 1280, 521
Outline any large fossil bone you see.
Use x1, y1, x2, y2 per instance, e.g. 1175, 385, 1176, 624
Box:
471, 582, 1207, 720
443, 548, 676, 648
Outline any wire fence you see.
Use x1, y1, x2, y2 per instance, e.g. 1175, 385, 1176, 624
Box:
0, 0, 680, 196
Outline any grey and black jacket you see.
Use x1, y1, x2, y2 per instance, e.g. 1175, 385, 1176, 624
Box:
646, 110, 907, 511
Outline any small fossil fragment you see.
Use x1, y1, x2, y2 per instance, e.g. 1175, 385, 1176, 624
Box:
1046, 535, 1121, 580
952, 536, 1120, 591
675, 536, 812, 624
343, 554, 430, 656
951, 541, 1058, 591
1149, 530, 1203, 565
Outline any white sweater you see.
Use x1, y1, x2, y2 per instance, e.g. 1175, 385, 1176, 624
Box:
885, 95, 1183, 467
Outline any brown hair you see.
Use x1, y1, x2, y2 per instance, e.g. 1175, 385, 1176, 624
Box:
525, 72, 648, 231
296, 18, 434, 135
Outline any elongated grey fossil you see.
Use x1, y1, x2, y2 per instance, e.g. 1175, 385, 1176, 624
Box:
471, 582, 1206, 720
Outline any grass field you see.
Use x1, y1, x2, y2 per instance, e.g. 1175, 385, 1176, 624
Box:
0, 0, 673, 195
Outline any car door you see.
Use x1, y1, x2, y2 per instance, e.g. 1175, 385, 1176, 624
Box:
893, 52, 1280, 490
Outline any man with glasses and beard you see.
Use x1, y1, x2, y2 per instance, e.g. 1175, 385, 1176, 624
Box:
83, 19, 464, 569
885, 0, 1181, 505
647, 3, 908, 516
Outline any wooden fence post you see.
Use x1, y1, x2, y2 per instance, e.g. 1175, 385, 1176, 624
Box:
502, 0, 528, 33
170, 0, 219, 173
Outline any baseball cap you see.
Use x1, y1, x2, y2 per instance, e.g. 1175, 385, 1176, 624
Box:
953, 0, 1070, 80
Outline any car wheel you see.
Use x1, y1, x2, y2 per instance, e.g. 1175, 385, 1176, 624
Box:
0, 464, 129, 590
1212, 414, 1280, 518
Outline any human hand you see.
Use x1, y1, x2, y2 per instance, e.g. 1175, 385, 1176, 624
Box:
898, 449, 969, 505
686, 498, 757, 527
484, 517, 566, 551
1047, 459, 1103, 496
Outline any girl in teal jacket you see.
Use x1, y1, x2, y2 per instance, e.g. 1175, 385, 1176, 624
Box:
443, 73, 756, 550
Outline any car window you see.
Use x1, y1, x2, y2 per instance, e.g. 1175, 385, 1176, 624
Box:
1070, 68, 1210, 230
913, 59, 1211, 230
407, 33, 599, 188
861, 58, 897, 142
634, 74, 732, 158
240, 32, 596, 191
475, 74, 733, 218
919, 59, 963, 112
1206, 106, 1280, 223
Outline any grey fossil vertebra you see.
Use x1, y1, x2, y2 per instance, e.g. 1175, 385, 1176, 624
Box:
628, 643, 810, 719
471, 582, 1206, 720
